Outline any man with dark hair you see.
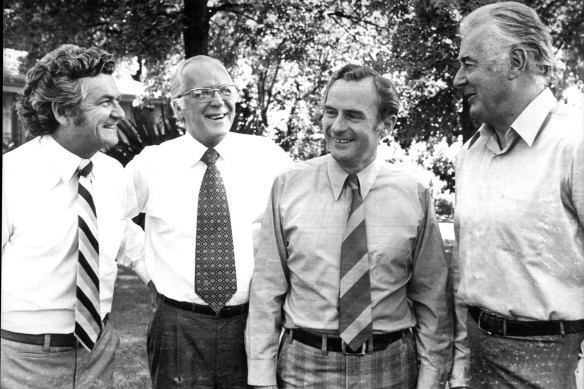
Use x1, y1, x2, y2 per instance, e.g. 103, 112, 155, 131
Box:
246, 64, 453, 388
453, 2, 584, 387
2, 44, 150, 388
125, 55, 292, 388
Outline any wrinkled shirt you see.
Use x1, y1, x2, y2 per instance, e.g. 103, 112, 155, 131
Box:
246, 155, 453, 389
2, 135, 146, 334
125, 132, 293, 305
452, 88, 584, 385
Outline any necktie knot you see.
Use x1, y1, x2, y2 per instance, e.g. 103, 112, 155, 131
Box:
201, 148, 219, 165
346, 174, 360, 194
79, 161, 93, 178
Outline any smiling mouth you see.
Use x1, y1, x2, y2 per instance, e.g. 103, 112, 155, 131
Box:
332, 137, 352, 144
102, 123, 117, 130
206, 114, 226, 120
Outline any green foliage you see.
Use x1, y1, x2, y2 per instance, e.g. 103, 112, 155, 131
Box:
4, 0, 583, 197
105, 101, 183, 166
380, 135, 461, 218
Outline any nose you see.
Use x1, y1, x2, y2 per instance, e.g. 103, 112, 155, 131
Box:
331, 115, 350, 135
453, 67, 466, 89
111, 100, 126, 120
209, 90, 225, 106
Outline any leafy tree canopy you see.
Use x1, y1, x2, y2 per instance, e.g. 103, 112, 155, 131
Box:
4, 0, 583, 155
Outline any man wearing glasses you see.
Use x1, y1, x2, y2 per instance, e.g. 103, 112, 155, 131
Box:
125, 55, 292, 388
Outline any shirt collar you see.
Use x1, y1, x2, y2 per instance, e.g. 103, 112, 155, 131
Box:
510, 88, 556, 147
327, 155, 381, 201
474, 88, 556, 152
181, 132, 234, 166
41, 135, 84, 183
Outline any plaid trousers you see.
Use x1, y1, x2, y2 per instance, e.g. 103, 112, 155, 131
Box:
277, 329, 417, 389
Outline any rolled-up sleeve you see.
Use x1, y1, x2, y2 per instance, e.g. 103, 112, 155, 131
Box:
408, 184, 454, 389
246, 176, 290, 386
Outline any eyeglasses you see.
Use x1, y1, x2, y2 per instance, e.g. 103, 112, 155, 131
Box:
178, 84, 238, 103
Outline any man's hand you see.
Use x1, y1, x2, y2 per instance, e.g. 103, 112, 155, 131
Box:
148, 280, 158, 313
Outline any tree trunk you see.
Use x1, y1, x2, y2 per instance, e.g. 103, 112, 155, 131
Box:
183, 0, 209, 57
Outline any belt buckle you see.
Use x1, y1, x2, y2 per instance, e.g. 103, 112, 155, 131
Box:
341, 340, 367, 356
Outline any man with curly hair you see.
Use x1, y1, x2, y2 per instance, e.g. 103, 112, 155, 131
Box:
1, 44, 150, 388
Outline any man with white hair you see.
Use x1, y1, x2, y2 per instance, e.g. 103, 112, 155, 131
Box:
125, 55, 292, 388
452, 2, 584, 387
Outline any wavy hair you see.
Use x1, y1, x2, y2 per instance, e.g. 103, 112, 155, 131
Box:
322, 64, 400, 126
15, 44, 115, 137
460, 2, 555, 77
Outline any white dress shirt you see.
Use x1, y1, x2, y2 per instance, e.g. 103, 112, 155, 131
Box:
2, 136, 147, 334
125, 132, 293, 305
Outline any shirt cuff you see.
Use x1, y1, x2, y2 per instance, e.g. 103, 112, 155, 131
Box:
247, 358, 277, 386
416, 364, 447, 389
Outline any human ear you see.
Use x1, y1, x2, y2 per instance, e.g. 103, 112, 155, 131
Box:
378, 115, 397, 138
509, 47, 528, 79
172, 100, 184, 121
51, 102, 70, 127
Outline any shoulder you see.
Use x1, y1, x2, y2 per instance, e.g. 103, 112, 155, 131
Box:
548, 104, 584, 141
3, 138, 40, 164
539, 104, 584, 155
378, 161, 429, 186
93, 151, 123, 170
269, 155, 326, 188
127, 136, 183, 168
230, 132, 286, 153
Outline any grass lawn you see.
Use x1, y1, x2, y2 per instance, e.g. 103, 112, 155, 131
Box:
109, 234, 454, 388
111, 265, 152, 388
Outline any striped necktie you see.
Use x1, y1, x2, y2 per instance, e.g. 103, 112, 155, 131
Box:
339, 174, 372, 352
74, 161, 102, 351
195, 148, 237, 313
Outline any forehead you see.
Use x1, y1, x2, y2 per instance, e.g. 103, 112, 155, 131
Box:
325, 78, 379, 115
182, 61, 233, 89
80, 74, 119, 100
458, 24, 499, 60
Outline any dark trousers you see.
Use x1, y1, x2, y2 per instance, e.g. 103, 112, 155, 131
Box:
147, 298, 248, 389
467, 311, 584, 388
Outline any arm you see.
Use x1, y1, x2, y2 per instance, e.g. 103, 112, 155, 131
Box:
116, 152, 152, 285
116, 219, 150, 285
450, 149, 471, 389
408, 184, 454, 389
246, 176, 290, 386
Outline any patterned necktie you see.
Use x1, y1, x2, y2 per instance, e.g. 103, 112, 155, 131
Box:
339, 174, 373, 352
75, 161, 102, 351
195, 148, 237, 313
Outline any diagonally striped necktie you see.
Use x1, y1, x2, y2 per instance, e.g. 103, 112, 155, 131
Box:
339, 174, 372, 352
75, 161, 102, 351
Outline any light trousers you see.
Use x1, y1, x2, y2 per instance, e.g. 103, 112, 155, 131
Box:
0, 320, 120, 389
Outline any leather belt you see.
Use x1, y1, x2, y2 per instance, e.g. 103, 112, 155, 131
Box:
286, 327, 405, 355
469, 306, 584, 337
159, 294, 248, 318
1, 314, 109, 347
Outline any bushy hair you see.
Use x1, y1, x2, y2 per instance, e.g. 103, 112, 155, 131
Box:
323, 64, 400, 125
460, 1, 555, 77
15, 44, 115, 137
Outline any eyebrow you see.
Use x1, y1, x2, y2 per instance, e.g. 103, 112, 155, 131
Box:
457, 55, 473, 63
98, 93, 121, 101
